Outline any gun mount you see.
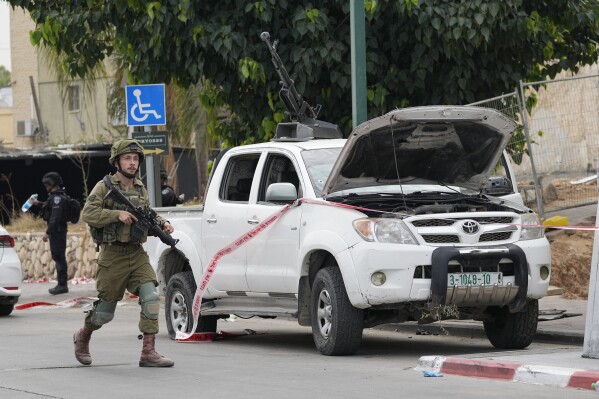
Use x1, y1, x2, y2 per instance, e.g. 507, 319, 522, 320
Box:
260, 32, 342, 141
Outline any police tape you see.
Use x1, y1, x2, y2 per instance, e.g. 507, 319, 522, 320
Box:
15, 296, 97, 310
300, 198, 599, 231
175, 197, 597, 341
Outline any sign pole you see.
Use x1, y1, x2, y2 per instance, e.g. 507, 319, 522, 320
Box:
145, 125, 161, 207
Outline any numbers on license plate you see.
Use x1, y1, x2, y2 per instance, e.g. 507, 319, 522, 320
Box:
447, 272, 502, 287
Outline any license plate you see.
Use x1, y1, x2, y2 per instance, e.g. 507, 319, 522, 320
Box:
448, 272, 503, 287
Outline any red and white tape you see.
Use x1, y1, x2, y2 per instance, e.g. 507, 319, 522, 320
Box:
15, 296, 96, 310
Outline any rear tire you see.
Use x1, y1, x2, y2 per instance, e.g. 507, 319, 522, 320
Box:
165, 271, 218, 339
483, 299, 538, 349
0, 303, 14, 316
311, 266, 364, 355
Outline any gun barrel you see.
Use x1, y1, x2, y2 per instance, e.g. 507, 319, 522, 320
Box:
260, 31, 308, 120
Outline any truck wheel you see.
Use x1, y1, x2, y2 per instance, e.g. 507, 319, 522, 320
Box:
311, 266, 364, 355
0, 303, 14, 316
165, 271, 218, 340
483, 299, 538, 349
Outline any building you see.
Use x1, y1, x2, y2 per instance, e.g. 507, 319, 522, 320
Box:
9, 8, 120, 149
0, 87, 13, 146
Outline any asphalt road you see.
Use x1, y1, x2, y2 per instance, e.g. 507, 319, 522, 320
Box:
2, 294, 596, 399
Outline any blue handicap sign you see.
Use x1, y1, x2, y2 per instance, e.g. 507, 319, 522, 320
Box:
126, 84, 166, 126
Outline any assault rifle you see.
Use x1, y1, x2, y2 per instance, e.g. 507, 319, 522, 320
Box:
260, 32, 342, 140
103, 177, 179, 248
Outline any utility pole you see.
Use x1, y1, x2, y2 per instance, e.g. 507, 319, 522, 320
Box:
350, 0, 367, 128
583, 166, 599, 358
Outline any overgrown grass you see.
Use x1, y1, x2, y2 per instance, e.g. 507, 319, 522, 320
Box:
6, 212, 88, 234
6, 212, 46, 233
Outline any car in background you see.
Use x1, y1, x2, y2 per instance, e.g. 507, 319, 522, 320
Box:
0, 225, 21, 316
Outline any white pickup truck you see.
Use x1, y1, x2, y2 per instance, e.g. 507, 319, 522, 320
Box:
145, 106, 551, 355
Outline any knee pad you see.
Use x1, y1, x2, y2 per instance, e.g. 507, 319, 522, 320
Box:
138, 282, 160, 320
90, 300, 117, 327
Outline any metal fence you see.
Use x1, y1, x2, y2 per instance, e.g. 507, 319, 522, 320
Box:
469, 72, 599, 218
468, 92, 543, 214
518, 74, 599, 216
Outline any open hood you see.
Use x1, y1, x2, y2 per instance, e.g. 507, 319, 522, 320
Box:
322, 106, 516, 197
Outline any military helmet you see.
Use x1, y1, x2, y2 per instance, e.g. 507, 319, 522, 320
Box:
42, 171, 63, 186
109, 139, 145, 165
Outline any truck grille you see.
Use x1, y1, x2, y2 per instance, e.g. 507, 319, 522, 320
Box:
479, 232, 512, 242
422, 235, 460, 243
411, 216, 513, 227
408, 213, 517, 245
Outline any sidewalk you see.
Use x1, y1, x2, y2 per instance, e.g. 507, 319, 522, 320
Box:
385, 293, 599, 391
413, 204, 599, 391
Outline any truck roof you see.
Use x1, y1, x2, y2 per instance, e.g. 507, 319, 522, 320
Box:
232, 138, 347, 152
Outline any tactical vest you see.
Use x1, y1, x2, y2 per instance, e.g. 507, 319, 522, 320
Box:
90, 178, 147, 245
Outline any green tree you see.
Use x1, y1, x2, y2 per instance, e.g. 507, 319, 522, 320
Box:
0, 66, 11, 87
8, 0, 599, 144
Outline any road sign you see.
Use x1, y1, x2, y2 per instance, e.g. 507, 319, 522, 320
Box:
132, 131, 169, 154
126, 84, 166, 126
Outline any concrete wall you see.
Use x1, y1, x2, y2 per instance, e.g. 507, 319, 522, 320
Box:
0, 108, 14, 146
38, 77, 113, 145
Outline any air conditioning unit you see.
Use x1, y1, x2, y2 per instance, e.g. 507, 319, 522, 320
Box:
16, 119, 39, 136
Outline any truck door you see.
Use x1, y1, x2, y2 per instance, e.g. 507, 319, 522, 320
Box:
201, 152, 261, 293
245, 151, 302, 294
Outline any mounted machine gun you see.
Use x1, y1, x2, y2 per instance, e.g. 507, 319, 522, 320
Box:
260, 32, 342, 141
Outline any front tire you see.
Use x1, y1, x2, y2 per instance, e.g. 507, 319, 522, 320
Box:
483, 299, 538, 349
311, 266, 364, 355
0, 303, 14, 316
165, 271, 218, 339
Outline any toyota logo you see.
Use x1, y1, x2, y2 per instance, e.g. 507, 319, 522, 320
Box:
462, 220, 480, 234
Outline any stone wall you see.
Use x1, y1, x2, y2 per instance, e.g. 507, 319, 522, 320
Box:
14, 231, 98, 281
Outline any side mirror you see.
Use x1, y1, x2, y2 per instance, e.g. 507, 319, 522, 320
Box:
265, 183, 297, 203
483, 176, 513, 196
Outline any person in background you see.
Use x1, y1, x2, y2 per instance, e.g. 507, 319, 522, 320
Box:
160, 169, 184, 206
73, 139, 174, 368
33, 172, 70, 295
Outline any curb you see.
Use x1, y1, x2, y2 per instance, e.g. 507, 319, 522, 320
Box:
416, 356, 599, 390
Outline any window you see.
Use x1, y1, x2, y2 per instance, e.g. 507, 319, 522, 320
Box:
258, 153, 301, 202
68, 85, 80, 112
220, 154, 260, 202
301, 148, 342, 197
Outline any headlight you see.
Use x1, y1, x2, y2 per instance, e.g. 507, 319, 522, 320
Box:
353, 218, 418, 245
520, 213, 544, 240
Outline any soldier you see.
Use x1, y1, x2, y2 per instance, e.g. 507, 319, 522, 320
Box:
160, 169, 184, 207
73, 139, 175, 367
34, 172, 70, 295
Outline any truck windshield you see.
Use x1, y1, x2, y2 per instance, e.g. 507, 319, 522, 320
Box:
301, 148, 342, 197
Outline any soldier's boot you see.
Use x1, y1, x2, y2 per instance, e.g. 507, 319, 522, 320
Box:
139, 333, 174, 367
73, 327, 93, 365
49, 285, 69, 295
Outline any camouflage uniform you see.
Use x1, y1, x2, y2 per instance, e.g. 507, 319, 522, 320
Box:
73, 138, 174, 368
82, 173, 167, 333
